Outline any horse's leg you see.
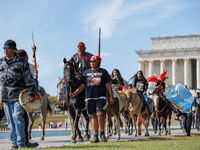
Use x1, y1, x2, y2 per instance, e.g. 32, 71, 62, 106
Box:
113, 118, 116, 135
81, 109, 90, 140
162, 116, 167, 135
131, 114, 137, 137
69, 107, 77, 143
130, 118, 133, 135
74, 108, 83, 143
144, 115, 150, 136
40, 106, 46, 141
124, 116, 128, 134
27, 112, 34, 140
106, 114, 111, 139
66, 111, 75, 139
127, 121, 130, 135
137, 115, 141, 136
40, 96, 48, 141
115, 114, 120, 140
157, 113, 161, 136
168, 110, 172, 135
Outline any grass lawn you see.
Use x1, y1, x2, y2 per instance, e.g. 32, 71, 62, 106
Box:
32, 115, 68, 129
25, 133, 200, 150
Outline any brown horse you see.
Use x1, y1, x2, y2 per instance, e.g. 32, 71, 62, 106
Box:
153, 94, 172, 135
105, 88, 127, 140
125, 89, 150, 137
196, 105, 200, 131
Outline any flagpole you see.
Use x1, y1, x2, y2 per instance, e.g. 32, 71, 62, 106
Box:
98, 27, 101, 57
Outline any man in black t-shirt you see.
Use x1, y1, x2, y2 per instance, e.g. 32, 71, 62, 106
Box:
70, 55, 114, 143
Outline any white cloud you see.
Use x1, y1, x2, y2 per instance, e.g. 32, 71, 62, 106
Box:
101, 52, 112, 56
57, 63, 64, 67
81, 0, 191, 39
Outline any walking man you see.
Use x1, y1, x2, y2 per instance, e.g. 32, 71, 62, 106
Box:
70, 55, 114, 143
0, 40, 36, 149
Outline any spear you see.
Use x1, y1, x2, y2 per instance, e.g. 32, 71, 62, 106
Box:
98, 27, 101, 57
31, 31, 39, 91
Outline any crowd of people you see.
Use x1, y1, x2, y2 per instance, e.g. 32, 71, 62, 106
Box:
0, 40, 199, 149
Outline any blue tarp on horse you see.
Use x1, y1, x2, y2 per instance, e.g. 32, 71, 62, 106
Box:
167, 83, 194, 113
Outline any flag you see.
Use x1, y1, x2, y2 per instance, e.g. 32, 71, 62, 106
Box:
146, 70, 167, 82
158, 70, 167, 80
167, 83, 194, 113
146, 76, 159, 82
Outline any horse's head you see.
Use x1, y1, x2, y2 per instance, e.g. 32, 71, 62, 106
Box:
63, 58, 75, 86
126, 89, 134, 103
57, 77, 64, 101
153, 94, 160, 107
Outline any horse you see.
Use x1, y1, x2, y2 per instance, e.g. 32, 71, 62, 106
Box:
196, 105, 200, 131
63, 58, 91, 143
153, 94, 172, 135
125, 89, 150, 137
56, 77, 77, 139
27, 86, 53, 141
105, 88, 128, 140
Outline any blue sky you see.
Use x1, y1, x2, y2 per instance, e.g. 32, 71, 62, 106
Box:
0, 0, 199, 96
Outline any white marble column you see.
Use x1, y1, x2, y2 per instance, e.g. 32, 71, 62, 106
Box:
149, 60, 154, 87
160, 60, 165, 74
184, 58, 189, 87
172, 59, 177, 85
197, 58, 200, 89
138, 61, 144, 71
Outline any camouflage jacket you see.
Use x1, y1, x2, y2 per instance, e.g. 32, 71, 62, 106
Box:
0, 54, 36, 102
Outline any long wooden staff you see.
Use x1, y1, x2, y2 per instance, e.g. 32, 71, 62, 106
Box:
32, 31, 39, 91
98, 27, 101, 57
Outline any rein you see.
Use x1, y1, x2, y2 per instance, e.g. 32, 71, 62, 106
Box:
155, 104, 166, 113
154, 94, 167, 113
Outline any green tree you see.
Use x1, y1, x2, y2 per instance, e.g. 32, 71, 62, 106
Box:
48, 96, 57, 105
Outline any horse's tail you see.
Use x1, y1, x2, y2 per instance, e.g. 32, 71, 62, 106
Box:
46, 98, 53, 115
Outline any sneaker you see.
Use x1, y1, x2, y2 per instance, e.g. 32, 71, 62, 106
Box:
90, 138, 100, 143
18, 144, 25, 149
100, 134, 107, 142
25, 142, 39, 148
10, 145, 18, 150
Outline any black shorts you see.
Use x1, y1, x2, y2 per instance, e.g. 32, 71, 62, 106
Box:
85, 99, 106, 114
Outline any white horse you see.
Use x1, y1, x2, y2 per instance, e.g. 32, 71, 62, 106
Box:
56, 77, 75, 138
27, 86, 53, 141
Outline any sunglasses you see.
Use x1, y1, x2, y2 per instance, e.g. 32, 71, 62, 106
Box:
90, 60, 96, 63
3, 46, 15, 50
77, 45, 84, 48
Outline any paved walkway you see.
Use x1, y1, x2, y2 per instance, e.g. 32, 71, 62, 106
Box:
0, 127, 199, 150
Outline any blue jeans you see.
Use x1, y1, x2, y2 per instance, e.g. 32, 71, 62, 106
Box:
3, 101, 25, 146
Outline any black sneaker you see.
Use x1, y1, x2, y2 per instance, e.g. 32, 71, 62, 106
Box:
18, 144, 25, 149
25, 142, 39, 148
90, 138, 100, 143
100, 134, 107, 142
10, 145, 18, 150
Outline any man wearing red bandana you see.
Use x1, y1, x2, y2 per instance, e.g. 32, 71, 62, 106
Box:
70, 42, 93, 75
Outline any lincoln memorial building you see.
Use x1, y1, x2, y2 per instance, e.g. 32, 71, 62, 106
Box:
136, 34, 200, 89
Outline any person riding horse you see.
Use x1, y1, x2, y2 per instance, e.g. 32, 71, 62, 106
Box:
63, 42, 93, 98
70, 42, 93, 76
153, 77, 180, 118
111, 69, 128, 119
133, 70, 151, 113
